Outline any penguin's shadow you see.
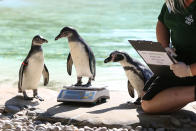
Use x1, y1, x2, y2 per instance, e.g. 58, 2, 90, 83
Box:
41, 102, 94, 117
5, 95, 39, 110
88, 102, 138, 114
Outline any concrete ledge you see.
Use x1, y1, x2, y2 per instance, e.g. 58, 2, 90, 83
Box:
1, 87, 196, 129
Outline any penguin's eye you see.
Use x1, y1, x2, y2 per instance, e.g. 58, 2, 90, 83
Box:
38, 37, 42, 41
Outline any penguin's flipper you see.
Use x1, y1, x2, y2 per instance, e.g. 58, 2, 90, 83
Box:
42, 64, 49, 86
138, 65, 153, 83
83, 44, 96, 80
88, 51, 96, 80
67, 53, 73, 76
18, 61, 28, 93
127, 80, 135, 98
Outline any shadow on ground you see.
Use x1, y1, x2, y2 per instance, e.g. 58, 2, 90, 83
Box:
5, 95, 39, 107
88, 102, 137, 114
4, 95, 39, 114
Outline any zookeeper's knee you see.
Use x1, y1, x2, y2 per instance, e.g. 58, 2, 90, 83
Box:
141, 100, 153, 113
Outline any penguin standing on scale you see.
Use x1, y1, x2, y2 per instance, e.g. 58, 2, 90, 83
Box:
18, 35, 49, 101
104, 51, 153, 105
55, 27, 96, 87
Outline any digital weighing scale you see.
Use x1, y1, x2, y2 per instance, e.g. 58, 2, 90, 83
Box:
57, 86, 110, 104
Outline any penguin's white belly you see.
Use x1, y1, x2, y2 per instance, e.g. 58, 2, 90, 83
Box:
125, 71, 144, 97
69, 42, 92, 78
22, 52, 44, 91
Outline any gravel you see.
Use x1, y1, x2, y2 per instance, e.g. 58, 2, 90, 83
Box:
0, 106, 195, 131
0, 111, 148, 131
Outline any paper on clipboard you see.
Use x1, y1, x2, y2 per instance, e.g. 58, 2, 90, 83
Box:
137, 51, 173, 66
129, 40, 176, 76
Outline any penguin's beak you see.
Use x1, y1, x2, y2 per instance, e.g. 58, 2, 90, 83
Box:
42, 38, 48, 43
55, 34, 62, 41
104, 56, 112, 63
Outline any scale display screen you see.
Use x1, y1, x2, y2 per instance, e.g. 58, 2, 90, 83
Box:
60, 90, 96, 100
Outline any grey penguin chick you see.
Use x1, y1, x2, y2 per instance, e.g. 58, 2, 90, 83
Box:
55, 27, 96, 87
18, 35, 49, 101
104, 51, 153, 105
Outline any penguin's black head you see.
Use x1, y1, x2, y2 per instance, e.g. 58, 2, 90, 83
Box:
55, 26, 77, 40
32, 35, 48, 46
104, 51, 126, 63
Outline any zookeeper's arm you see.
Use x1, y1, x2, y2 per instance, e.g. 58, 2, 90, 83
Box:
156, 20, 170, 48
190, 63, 196, 76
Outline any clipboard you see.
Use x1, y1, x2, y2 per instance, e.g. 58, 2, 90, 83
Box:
129, 40, 176, 76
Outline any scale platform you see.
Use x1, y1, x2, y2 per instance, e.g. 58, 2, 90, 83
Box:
57, 85, 110, 103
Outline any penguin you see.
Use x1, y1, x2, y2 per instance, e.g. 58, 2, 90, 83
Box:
18, 35, 49, 101
104, 51, 153, 105
55, 27, 96, 87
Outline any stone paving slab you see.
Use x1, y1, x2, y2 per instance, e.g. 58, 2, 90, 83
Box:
1, 87, 196, 129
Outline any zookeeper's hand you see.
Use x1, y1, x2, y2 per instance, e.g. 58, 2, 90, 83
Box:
170, 62, 193, 78
165, 47, 177, 57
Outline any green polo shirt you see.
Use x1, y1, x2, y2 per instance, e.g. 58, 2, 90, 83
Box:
158, 1, 196, 64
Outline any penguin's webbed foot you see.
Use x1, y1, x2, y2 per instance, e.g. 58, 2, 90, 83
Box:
74, 77, 82, 86
74, 83, 82, 86
74, 82, 82, 86
133, 101, 141, 105
33, 89, 44, 101
133, 97, 141, 105
23, 96, 33, 100
34, 95, 44, 101
82, 82, 92, 87
82, 78, 92, 87
23, 91, 33, 100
